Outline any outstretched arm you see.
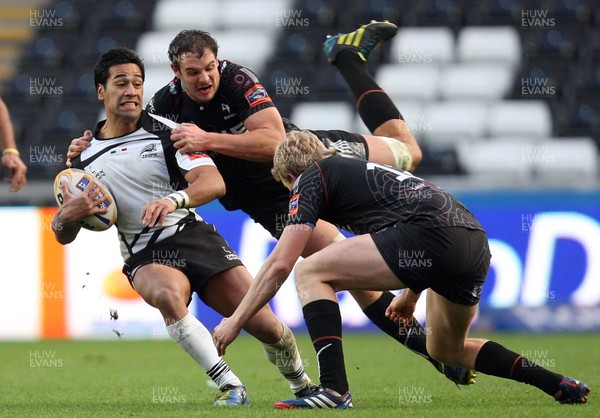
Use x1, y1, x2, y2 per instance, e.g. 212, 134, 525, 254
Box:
170, 107, 285, 162
213, 224, 313, 355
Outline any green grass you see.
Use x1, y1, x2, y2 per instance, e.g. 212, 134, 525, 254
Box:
0, 333, 597, 417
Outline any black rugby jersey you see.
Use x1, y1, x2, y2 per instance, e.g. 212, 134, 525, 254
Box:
286, 156, 484, 234
146, 60, 291, 214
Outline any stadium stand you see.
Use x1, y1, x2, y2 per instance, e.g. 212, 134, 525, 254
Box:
2, 0, 156, 186
1, 0, 599, 205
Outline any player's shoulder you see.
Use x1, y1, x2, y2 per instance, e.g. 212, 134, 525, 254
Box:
219, 59, 263, 91
315, 155, 350, 171
146, 77, 182, 114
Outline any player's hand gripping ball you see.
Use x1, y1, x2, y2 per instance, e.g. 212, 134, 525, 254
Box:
54, 168, 117, 231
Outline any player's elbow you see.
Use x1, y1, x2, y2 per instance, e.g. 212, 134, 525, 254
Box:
212, 178, 226, 199
53, 230, 76, 245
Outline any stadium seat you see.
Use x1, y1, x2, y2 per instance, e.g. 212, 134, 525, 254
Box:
532, 137, 598, 178
375, 64, 441, 101
488, 100, 553, 138
456, 138, 534, 178
389, 27, 455, 65
422, 101, 489, 146
221, 0, 292, 30
456, 26, 521, 69
439, 63, 514, 101
340, 0, 400, 27
136, 30, 180, 69
289, 101, 354, 131
152, 0, 221, 31
143, 67, 178, 107
210, 29, 275, 73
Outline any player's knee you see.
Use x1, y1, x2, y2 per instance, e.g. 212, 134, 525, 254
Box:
379, 136, 415, 171
148, 285, 186, 312
294, 260, 317, 302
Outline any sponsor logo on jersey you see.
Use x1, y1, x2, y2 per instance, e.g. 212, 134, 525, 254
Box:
221, 103, 238, 121
244, 84, 271, 108
187, 151, 210, 160
288, 193, 300, 216
222, 246, 240, 261
140, 143, 159, 159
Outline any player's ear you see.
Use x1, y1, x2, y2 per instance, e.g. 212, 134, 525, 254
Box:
171, 64, 180, 78
97, 84, 105, 101
285, 174, 296, 190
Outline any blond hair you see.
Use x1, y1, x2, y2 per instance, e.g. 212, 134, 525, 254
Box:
272, 130, 336, 187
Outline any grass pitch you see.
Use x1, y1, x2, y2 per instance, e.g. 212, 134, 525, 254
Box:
1, 333, 597, 417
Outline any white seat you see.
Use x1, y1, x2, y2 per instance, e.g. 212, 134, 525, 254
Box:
390, 27, 455, 65
209, 29, 274, 73
532, 138, 598, 177
136, 30, 181, 68
152, 0, 221, 31
457, 139, 534, 178
142, 67, 178, 107
488, 100, 553, 138
290, 102, 354, 131
440, 63, 514, 100
222, 0, 291, 29
376, 64, 440, 101
457, 26, 521, 68
422, 101, 489, 146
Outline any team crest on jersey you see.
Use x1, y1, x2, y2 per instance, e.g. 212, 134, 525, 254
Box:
288, 193, 300, 216
140, 143, 158, 159
244, 84, 270, 108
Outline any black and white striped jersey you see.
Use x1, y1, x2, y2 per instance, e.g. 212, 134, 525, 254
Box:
71, 111, 216, 259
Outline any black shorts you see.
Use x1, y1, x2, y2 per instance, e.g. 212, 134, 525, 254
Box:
122, 221, 244, 301
371, 223, 491, 306
309, 129, 369, 160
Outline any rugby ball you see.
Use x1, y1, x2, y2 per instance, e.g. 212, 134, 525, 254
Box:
53, 168, 117, 231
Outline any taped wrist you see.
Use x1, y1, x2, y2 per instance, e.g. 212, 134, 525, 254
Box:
162, 190, 190, 209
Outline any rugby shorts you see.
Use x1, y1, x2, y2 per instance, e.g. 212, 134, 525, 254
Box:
122, 221, 243, 301
371, 223, 491, 306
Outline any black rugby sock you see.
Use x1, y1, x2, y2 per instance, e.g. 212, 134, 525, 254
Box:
362, 291, 442, 369
475, 341, 563, 396
334, 50, 402, 133
303, 299, 349, 395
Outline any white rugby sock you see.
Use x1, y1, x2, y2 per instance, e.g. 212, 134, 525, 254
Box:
166, 312, 242, 389
262, 323, 311, 393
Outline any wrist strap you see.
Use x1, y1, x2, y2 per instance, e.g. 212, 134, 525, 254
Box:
162, 191, 189, 209
2, 148, 20, 156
